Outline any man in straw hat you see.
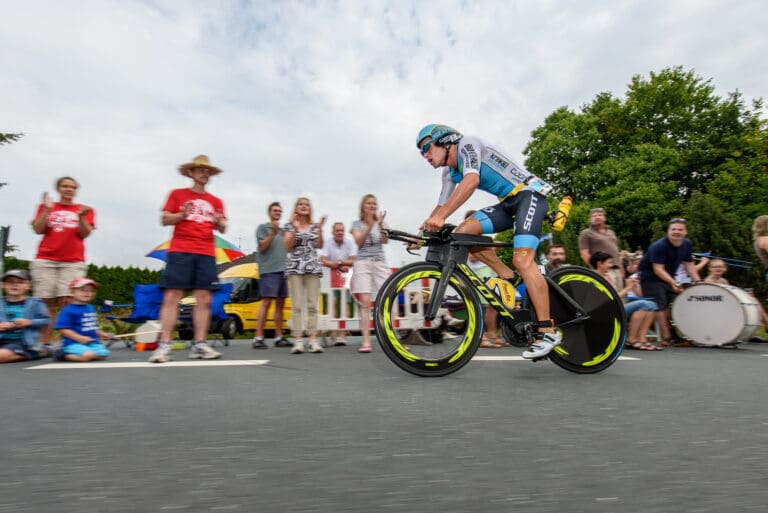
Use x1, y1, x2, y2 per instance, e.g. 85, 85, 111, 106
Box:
149, 155, 227, 363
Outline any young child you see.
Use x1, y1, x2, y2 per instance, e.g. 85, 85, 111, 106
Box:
0, 269, 52, 363
704, 259, 729, 285
54, 277, 113, 362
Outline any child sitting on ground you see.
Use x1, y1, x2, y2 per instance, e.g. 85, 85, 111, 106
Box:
55, 277, 114, 362
0, 269, 52, 363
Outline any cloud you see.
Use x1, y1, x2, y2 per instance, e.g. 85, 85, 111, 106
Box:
1, 0, 765, 270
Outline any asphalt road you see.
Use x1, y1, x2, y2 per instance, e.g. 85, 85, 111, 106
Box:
3, 338, 768, 513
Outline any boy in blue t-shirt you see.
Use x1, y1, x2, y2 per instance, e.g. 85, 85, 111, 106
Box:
0, 269, 52, 363
55, 278, 114, 362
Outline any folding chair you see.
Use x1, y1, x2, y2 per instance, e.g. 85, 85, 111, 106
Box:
100, 283, 164, 348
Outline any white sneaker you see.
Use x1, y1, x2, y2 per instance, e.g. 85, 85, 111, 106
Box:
308, 340, 324, 353
148, 343, 173, 363
445, 315, 465, 328
291, 340, 305, 354
522, 331, 562, 359
189, 342, 222, 360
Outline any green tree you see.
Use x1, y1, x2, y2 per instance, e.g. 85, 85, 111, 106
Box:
1, 133, 24, 252
524, 66, 767, 271
0, 133, 23, 146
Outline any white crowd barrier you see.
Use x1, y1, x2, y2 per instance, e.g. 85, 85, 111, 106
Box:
286, 286, 451, 334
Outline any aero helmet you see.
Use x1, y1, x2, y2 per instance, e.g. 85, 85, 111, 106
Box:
416, 124, 463, 149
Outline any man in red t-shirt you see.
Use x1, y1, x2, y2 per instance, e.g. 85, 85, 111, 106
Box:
148, 155, 227, 363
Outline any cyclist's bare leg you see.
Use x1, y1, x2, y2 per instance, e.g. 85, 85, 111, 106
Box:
456, 218, 553, 334
455, 219, 515, 279
513, 248, 553, 334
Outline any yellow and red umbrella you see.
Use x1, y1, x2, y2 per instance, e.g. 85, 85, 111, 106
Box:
146, 235, 246, 264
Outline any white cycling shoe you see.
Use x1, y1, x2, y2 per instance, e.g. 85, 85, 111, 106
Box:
522, 331, 562, 359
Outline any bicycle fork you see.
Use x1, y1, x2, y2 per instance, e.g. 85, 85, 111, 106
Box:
424, 260, 457, 321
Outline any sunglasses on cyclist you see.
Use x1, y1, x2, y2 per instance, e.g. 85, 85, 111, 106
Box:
419, 140, 432, 156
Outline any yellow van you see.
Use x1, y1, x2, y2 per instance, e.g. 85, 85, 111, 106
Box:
178, 263, 292, 339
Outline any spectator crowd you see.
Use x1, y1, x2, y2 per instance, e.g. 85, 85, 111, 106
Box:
3, 157, 768, 364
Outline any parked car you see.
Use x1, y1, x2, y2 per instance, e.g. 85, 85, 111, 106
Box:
177, 263, 292, 340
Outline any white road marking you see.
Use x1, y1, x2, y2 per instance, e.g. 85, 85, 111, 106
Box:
26, 360, 270, 370
27, 355, 640, 369
473, 355, 640, 361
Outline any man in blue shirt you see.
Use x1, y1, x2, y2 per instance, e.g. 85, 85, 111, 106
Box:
638, 218, 701, 344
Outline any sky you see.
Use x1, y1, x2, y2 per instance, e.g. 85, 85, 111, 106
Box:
1, 0, 766, 270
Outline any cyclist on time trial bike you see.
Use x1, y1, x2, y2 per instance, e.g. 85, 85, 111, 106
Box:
416, 124, 561, 359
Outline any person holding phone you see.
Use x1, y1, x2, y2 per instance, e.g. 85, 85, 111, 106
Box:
350, 194, 390, 353
30, 176, 95, 345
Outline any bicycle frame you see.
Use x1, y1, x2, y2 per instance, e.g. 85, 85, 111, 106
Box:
415, 231, 589, 330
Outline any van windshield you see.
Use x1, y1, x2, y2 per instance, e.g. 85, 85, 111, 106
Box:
221, 276, 248, 296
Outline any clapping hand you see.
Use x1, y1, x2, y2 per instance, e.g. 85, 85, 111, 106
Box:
42, 192, 54, 210
213, 210, 226, 229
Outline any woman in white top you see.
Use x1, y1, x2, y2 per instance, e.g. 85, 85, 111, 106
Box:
350, 194, 389, 353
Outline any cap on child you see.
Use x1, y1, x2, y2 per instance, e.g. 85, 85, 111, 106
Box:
70, 277, 99, 289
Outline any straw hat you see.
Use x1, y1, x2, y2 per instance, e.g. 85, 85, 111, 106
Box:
178, 155, 222, 177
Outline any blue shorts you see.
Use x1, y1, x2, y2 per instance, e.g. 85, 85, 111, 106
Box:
61, 342, 111, 358
260, 272, 288, 298
159, 252, 219, 290
0, 341, 39, 359
624, 298, 658, 318
471, 190, 549, 249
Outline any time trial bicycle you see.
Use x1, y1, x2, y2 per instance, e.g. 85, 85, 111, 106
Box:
373, 226, 627, 377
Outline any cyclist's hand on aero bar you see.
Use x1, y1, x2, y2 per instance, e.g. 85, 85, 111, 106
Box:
423, 215, 446, 233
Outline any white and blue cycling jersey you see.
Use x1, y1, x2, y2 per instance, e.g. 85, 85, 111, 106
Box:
436, 136, 552, 206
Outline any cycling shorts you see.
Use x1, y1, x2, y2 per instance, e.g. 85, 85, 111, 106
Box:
470, 190, 549, 249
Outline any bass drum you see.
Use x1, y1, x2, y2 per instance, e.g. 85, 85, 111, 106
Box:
671, 283, 760, 346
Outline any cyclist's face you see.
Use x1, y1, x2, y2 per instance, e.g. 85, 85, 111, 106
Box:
420, 138, 444, 168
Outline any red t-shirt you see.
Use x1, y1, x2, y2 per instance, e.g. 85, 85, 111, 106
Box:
33, 203, 96, 262
162, 188, 225, 256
